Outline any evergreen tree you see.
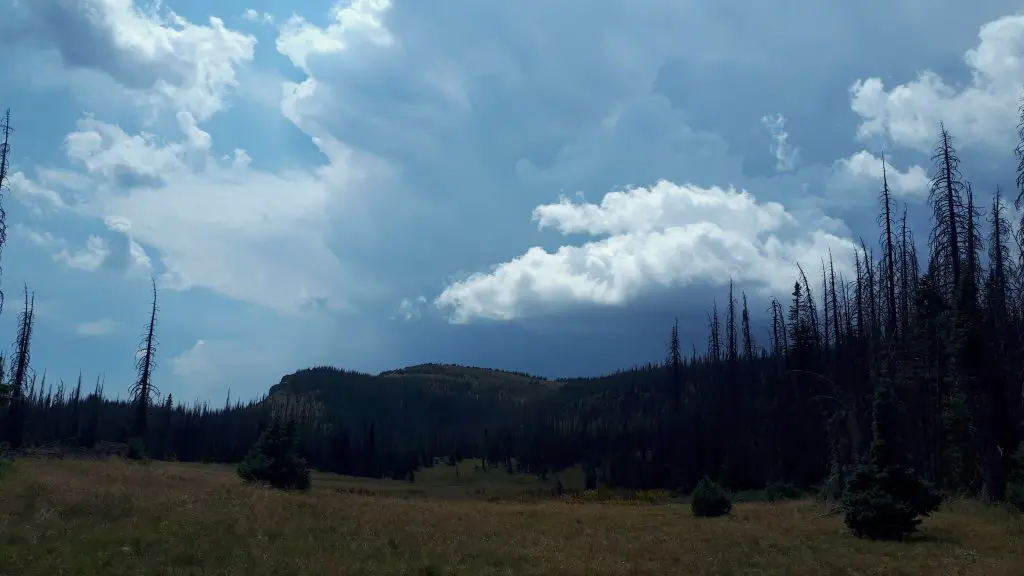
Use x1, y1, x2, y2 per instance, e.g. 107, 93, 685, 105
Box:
691, 476, 732, 518
842, 369, 942, 540
238, 418, 311, 491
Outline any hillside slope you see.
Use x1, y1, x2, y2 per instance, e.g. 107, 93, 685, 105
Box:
266, 364, 567, 435
266, 362, 665, 437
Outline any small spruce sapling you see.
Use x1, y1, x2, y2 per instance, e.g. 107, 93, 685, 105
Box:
691, 476, 732, 517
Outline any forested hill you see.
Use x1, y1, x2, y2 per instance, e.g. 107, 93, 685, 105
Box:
264, 362, 649, 431
264, 363, 561, 435
270, 360, 665, 406
270, 363, 559, 403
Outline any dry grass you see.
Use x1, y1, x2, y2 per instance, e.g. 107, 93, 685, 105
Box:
1, 458, 1021, 575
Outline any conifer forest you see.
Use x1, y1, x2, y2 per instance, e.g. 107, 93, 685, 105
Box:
3, 99, 1024, 513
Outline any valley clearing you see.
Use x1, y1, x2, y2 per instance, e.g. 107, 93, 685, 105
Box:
0, 458, 1021, 575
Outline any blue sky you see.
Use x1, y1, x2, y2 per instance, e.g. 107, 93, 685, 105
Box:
1, 0, 1022, 403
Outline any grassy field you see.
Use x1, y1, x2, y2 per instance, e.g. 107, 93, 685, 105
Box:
1, 458, 1022, 575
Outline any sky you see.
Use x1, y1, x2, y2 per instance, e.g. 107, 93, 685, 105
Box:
0, 0, 1022, 403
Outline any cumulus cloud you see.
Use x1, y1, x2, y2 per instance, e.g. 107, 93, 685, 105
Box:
276, 0, 393, 74
242, 9, 273, 25
761, 113, 800, 172
23, 112, 386, 311
436, 180, 857, 323
394, 296, 427, 321
8, 171, 66, 212
53, 216, 151, 275
832, 151, 930, 198
850, 13, 1024, 151
76, 318, 121, 337
54, 236, 109, 271
63, 117, 190, 188
24, 0, 256, 121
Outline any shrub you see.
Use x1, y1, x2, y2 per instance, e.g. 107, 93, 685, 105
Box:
691, 476, 732, 517
1007, 444, 1024, 513
765, 481, 802, 502
238, 419, 311, 491
125, 437, 148, 461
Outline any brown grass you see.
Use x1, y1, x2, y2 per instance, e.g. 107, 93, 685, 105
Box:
1, 458, 1021, 575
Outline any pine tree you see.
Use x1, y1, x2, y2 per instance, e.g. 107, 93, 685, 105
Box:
842, 369, 942, 540
238, 418, 311, 491
690, 476, 732, 518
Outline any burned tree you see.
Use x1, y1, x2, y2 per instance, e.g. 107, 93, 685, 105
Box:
0, 109, 10, 318
129, 278, 160, 453
5, 286, 34, 449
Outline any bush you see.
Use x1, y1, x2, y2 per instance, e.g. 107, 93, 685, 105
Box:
691, 476, 732, 517
125, 437, 148, 461
1007, 445, 1024, 513
765, 481, 803, 502
842, 462, 942, 540
238, 419, 311, 491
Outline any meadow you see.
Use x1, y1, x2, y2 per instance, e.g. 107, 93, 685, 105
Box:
0, 457, 1021, 575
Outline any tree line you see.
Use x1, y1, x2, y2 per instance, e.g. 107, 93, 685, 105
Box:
1, 100, 1024, 510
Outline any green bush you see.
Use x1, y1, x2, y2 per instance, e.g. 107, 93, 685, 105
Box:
238, 419, 311, 491
691, 476, 732, 517
842, 462, 942, 540
765, 481, 803, 502
125, 437, 148, 461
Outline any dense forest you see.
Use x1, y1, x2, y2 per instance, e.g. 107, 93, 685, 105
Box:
1, 100, 1024, 506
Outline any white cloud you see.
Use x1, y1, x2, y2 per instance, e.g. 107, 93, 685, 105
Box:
394, 295, 427, 320
242, 9, 273, 25
52, 216, 151, 275
8, 171, 66, 211
64, 117, 191, 187
22, 112, 386, 312
850, 13, 1024, 151
95, 156, 371, 311
761, 113, 800, 172
436, 180, 857, 323
76, 318, 121, 337
25, 0, 256, 122
12, 224, 60, 248
276, 0, 393, 74
54, 235, 109, 271
227, 149, 251, 168
832, 151, 930, 197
